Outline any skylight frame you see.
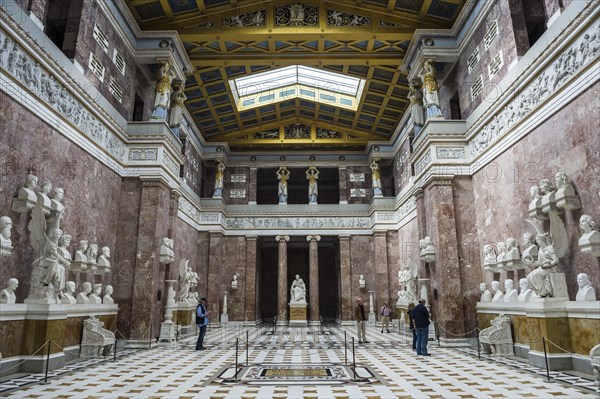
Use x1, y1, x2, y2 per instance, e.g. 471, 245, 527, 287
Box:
230, 65, 365, 111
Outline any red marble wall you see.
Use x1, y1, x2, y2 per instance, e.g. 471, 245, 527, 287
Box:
223, 166, 250, 205
439, 0, 519, 120
348, 235, 374, 305
0, 94, 122, 303
471, 83, 600, 299
221, 236, 248, 321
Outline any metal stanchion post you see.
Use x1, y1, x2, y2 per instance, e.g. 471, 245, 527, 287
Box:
542, 337, 551, 382
352, 337, 356, 380
476, 329, 481, 360
234, 338, 239, 380
246, 331, 249, 366
148, 325, 153, 349
113, 336, 117, 362
344, 331, 347, 366
43, 340, 51, 385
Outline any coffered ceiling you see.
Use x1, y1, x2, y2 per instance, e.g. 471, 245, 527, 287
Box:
126, 0, 465, 151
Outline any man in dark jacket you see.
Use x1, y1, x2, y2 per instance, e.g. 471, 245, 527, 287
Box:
412, 299, 430, 356
195, 298, 209, 350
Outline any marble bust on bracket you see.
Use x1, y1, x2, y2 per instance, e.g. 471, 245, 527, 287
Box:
528, 186, 546, 220
97, 246, 111, 273
483, 244, 497, 272
71, 240, 89, 272
12, 174, 38, 213
503, 280, 518, 302
554, 172, 580, 210
419, 236, 435, 263
76, 282, 92, 304
0, 216, 14, 257
491, 281, 504, 303
89, 283, 102, 304
160, 237, 175, 264
579, 215, 600, 257
518, 278, 533, 302
0, 278, 19, 304
61, 281, 77, 304
479, 282, 492, 302
539, 179, 561, 215
359, 274, 366, 289
503, 238, 522, 270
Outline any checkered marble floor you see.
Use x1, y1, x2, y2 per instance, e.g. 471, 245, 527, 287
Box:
2, 324, 597, 399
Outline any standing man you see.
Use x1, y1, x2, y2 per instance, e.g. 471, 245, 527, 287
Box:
195, 297, 209, 350
412, 299, 430, 356
354, 297, 369, 344
380, 300, 391, 333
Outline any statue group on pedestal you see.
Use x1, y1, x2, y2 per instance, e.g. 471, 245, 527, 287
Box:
290, 274, 306, 304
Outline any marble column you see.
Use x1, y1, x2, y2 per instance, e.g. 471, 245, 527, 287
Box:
167, 189, 181, 280
307, 235, 321, 324
423, 179, 466, 338
339, 235, 353, 323
339, 167, 348, 204
373, 231, 390, 312
244, 235, 257, 324
276, 235, 290, 325
208, 232, 223, 323
248, 167, 257, 205
129, 179, 171, 346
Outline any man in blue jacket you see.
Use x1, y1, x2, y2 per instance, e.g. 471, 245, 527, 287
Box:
195, 297, 209, 350
412, 299, 431, 356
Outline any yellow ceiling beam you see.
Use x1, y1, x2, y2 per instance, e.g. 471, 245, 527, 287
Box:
189, 55, 404, 67
178, 30, 414, 42
420, 0, 434, 19
387, 0, 397, 11
159, 0, 174, 20
195, 0, 205, 12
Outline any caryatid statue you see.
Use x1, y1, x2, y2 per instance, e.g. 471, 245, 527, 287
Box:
407, 79, 425, 128
151, 60, 177, 119
213, 160, 225, 198
169, 83, 187, 137
306, 166, 319, 204
418, 59, 442, 118
276, 166, 290, 204
370, 159, 382, 197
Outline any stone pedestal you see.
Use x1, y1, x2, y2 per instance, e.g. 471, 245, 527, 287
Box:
367, 291, 376, 325
173, 302, 195, 336
289, 303, 308, 327
159, 280, 177, 345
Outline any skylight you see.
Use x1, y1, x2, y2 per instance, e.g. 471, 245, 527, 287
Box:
229, 65, 366, 111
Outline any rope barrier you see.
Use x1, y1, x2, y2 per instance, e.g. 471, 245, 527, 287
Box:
435, 323, 480, 337
0, 339, 51, 374
542, 336, 572, 354
114, 325, 153, 343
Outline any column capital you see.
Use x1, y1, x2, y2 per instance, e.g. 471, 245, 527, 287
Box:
373, 231, 387, 237
246, 235, 258, 241
275, 235, 290, 242
339, 235, 351, 241
413, 187, 424, 200
306, 235, 321, 242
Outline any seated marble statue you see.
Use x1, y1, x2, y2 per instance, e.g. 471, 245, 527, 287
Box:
0, 216, 14, 257
503, 280, 518, 302
491, 281, 504, 302
11, 174, 38, 213
517, 278, 533, 302
521, 232, 539, 263
359, 274, 366, 289
479, 282, 492, 302
61, 281, 77, 304
576, 273, 596, 301
419, 236, 435, 262
527, 186, 546, 220
578, 215, 600, 257
290, 274, 306, 303
591, 344, 600, 386
554, 172, 580, 210
539, 179, 560, 214
97, 246, 111, 272
86, 244, 98, 270
483, 244, 497, 271
76, 282, 92, 304
503, 238, 522, 270
36, 180, 53, 215
526, 233, 560, 298
89, 283, 102, 304
102, 285, 114, 304
0, 278, 18, 304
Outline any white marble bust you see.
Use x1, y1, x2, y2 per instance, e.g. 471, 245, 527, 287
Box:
51, 187, 65, 214
491, 281, 504, 303
503, 238, 521, 269
359, 274, 366, 289
86, 244, 98, 269
89, 283, 102, 304
554, 172, 580, 210
576, 273, 596, 301
102, 285, 114, 304
231, 275, 238, 290
419, 236, 435, 262
61, 281, 76, 304
76, 282, 92, 304
518, 278, 533, 302
528, 185, 546, 220
483, 244, 497, 271
57, 234, 72, 269
496, 241, 507, 269
479, 282, 492, 302
75, 240, 89, 262
0, 278, 18, 304
12, 174, 38, 213
97, 246, 111, 271
0, 216, 14, 257
539, 179, 560, 214
521, 232, 539, 263
579, 215, 600, 257
37, 180, 53, 215
503, 280, 518, 302
160, 237, 175, 264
